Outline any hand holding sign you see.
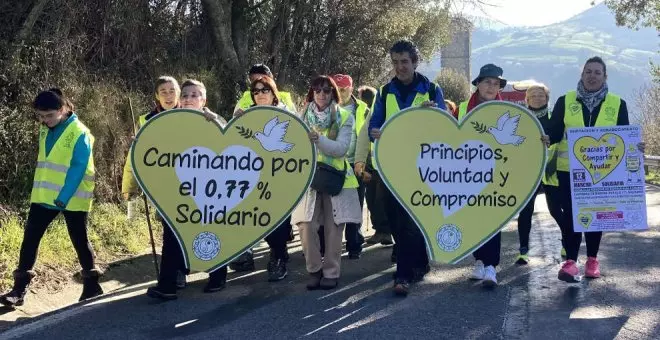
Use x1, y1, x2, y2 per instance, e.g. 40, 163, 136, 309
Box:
131, 108, 315, 272
375, 103, 546, 264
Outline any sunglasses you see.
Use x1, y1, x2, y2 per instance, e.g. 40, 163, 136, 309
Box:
252, 87, 272, 95
313, 87, 332, 94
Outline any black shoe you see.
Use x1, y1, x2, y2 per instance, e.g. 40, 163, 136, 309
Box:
79, 269, 104, 301
176, 270, 187, 289
348, 252, 361, 260
380, 234, 394, 245
204, 272, 227, 293
412, 264, 431, 283
306, 271, 323, 290
267, 258, 287, 282
393, 279, 410, 297
366, 233, 386, 245
229, 252, 255, 272
320, 277, 339, 290
0, 270, 36, 307
146, 286, 177, 300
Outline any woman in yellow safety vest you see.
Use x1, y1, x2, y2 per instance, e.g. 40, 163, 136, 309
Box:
202, 76, 295, 287
514, 83, 564, 265
0, 89, 103, 307
544, 56, 640, 282
122, 76, 190, 300
291, 75, 362, 290
458, 63, 506, 287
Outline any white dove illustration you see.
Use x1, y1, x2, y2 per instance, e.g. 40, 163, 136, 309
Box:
487, 112, 526, 146
254, 116, 294, 152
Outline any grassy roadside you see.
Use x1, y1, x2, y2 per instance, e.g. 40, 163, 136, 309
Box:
647, 170, 660, 186
0, 201, 162, 292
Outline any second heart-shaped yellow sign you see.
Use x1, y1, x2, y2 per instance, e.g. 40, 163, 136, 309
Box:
375, 102, 546, 264
131, 108, 315, 272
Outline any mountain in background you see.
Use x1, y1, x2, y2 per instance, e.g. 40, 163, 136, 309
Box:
419, 3, 659, 109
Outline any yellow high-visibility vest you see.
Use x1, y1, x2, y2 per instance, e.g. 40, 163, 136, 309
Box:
31, 120, 95, 211
316, 107, 359, 189
556, 91, 620, 172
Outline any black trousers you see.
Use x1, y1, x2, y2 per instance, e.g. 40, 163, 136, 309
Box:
17, 204, 95, 272
473, 232, 501, 267
517, 182, 565, 254
265, 216, 292, 260
384, 186, 428, 281
345, 165, 365, 254
365, 160, 391, 235
557, 171, 602, 261
157, 220, 187, 290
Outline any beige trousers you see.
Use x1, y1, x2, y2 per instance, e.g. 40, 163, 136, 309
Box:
298, 192, 345, 279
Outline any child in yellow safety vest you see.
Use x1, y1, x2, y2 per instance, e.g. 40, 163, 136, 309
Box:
1, 89, 103, 307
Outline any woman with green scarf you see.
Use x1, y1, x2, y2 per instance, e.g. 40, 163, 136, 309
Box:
291, 75, 362, 290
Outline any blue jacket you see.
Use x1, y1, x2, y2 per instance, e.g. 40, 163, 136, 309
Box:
368, 72, 446, 142
41, 113, 92, 210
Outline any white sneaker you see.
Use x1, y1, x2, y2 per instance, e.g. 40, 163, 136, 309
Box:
483, 265, 498, 287
470, 260, 485, 280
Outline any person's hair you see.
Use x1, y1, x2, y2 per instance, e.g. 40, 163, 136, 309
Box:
389, 40, 420, 63
525, 82, 550, 102
305, 76, 341, 104
181, 79, 207, 99
249, 64, 273, 77
33, 88, 74, 112
154, 76, 180, 94
249, 76, 280, 106
357, 86, 377, 108
584, 56, 607, 76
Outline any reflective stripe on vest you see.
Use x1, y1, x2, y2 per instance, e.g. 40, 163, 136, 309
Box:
317, 107, 359, 189
237, 91, 296, 112
458, 101, 469, 121
556, 91, 620, 172
371, 85, 432, 170
30, 120, 95, 211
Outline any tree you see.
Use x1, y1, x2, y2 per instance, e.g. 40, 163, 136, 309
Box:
634, 84, 660, 155
602, 0, 660, 81
435, 68, 471, 103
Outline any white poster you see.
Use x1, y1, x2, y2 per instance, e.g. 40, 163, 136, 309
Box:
567, 125, 648, 232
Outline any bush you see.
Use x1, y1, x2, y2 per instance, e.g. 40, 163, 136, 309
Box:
0, 201, 162, 292
435, 68, 471, 104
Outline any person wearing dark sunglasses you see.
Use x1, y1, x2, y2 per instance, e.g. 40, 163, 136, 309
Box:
291, 76, 362, 290
234, 64, 297, 114
368, 40, 447, 297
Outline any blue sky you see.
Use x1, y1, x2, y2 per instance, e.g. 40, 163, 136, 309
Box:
456, 0, 604, 27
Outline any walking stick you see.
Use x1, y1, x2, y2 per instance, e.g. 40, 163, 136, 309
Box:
129, 98, 160, 277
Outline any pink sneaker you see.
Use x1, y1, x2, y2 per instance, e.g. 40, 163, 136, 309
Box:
558, 260, 581, 282
585, 257, 601, 278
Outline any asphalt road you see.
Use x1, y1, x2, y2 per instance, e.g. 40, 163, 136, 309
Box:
1, 186, 659, 340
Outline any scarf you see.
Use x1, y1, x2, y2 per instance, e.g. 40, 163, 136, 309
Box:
528, 105, 549, 119
304, 101, 341, 140
577, 80, 608, 113
466, 91, 503, 112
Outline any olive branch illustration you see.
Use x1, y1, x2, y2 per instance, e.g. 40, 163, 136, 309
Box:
236, 125, 253, 139
471, 121, 488, 134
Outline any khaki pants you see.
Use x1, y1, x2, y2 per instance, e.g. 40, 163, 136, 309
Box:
298, 193, 345, 279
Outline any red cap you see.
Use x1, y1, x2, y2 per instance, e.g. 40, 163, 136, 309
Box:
332, 74, 353, 88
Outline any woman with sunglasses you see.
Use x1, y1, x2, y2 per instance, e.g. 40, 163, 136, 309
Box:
291, 76, 362, 290
204, 76, 296, 283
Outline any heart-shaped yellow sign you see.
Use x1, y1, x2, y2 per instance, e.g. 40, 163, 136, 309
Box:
572, 133, 624, 184
375, 103, 546, 264
131, 108, 315, 272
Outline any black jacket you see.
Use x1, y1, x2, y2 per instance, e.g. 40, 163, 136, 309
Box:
548, 94, 629, 144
